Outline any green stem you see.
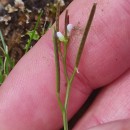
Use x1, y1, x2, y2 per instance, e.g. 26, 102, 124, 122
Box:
53, 28, 61, 93
62, 109, 68, 130
53, 28, 68, 129
56, 92, 68, 130
63, 45, 69, 82
0, 30, 6, 53
56, 92, 64, 112
54, 2, 96, 130
65, 10, 69, 38
64, 67, 77, 109
3, 57, 7, 75
25, 10, 43, 53
54, 3, 69, 129
56, 1, 60, 32
64, 1, 97, 116
62, 67, 77, 130
75, 3, 97, 67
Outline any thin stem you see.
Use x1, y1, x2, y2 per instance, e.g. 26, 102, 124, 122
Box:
65, 10, 69, 38
56, 92, 64, 112
75, 3, 97, 67
3, 57, 7, 75
64, 67, 77, 109
0, 46, 5, 55
65, 3, 97, 110
0, 30, 9, 75
63, 10, 69, 82
53, 28, 66, 126
63, 109, 68, 130
0, 30, 6, 53
63, 45, 69, 82
53, 28, 61, 93
56, 2, 60, 32
54, 3, 97, 130
56, 1, 63, 60
55, 3, 69, 130
25, 10, 43, 53
56, 94, 69, 130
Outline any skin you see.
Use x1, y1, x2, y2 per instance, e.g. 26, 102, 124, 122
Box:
0, 0, 130, 129
87, 119, 130, 130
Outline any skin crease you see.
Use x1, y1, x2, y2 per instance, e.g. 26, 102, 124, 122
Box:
0, 0, 130, 130
87, 119, 130, 130
74, 70, 130, 129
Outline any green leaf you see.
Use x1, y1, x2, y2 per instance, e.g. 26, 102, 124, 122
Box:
27, 30, 40, 40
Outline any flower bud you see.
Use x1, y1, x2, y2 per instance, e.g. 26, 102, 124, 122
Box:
67, 24, 73, 36
56, 32, 66, 42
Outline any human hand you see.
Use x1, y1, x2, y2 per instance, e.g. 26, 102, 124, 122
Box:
0, 0, 130, 130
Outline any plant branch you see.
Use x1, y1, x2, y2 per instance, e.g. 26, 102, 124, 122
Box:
53, 28, 61, 93
54, 2, 97, 130
25, 10, 43, 53
75, 3, 97, 67
65, 3, 97, 110
0, 30, 7, 54
65, 10, 69, 38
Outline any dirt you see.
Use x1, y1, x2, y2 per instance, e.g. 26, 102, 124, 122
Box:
0, 0, 72, 63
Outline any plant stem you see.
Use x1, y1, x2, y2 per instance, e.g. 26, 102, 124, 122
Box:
63, 45, 69, 82
75, 3, 97, 67
53, 28, 61, 93
65, 10, 69, 38
0, 30, 6, 52
62, 109, 68, 130
53, 28, 67, 130
56, 1, 60, 32
64, 3, 97, 126
54, 2, 96, 130
25, 10, 43, 53
56, 92, 64, 112
64, 67, 77, 109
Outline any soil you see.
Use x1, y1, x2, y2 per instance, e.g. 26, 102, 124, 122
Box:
0, 0, 72, 63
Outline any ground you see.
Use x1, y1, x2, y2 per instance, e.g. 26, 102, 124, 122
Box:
0, 0, 72, 63
0, 0, 72, 84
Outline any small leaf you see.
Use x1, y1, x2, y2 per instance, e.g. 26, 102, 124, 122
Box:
27, 30, 40, 40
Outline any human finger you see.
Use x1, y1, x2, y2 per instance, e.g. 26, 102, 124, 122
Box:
74, 70, 130, 130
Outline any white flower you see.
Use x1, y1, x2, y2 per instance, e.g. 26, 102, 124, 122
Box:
67, 24, 73, 36
56, 32, 66, 42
